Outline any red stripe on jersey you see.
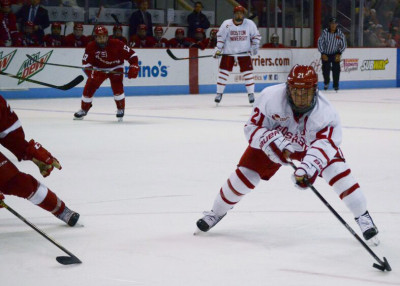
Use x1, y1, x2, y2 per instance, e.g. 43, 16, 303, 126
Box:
220, 188, 236, 205
235, 169, 255, 189
243, 72, 252, 77
220, 71, 229, 76
217, 83, 226, 86
311, 146, 330, 162
245, 83, 255, 86
227, 179, 244, 196
329, 169, 351, 186
249, 126, 262, 144
339, 183, 360, 199
218, 76, 226, 80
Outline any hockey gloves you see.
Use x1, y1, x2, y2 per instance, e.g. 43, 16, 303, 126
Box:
213, 48, 222, 59
293, 155, 323, 189
259, 130, 294, 165
24, 139, 62, 177
250, 46, 258, 56
321, 54, 328, 61
128, 64, 139, 79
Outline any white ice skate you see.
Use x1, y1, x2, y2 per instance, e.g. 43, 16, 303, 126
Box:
355, 211, 379, 246
116, 109, 124, 122
194, 211, 226, 234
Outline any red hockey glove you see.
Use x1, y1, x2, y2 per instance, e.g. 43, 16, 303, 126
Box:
83, 66, 92, 77
0, 192, 4, 206
292, 155, 322, 189
24, 139, 62, 177
128, 64, 139, 79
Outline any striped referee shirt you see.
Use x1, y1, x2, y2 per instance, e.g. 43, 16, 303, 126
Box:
318, 28, 347, 55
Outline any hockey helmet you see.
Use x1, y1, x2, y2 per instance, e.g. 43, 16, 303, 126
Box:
234, 5, 245, 14
74, 23, 83, 30
52, 22, 62, 29
138, 24, 147, 31
154, 25, 163, 34
286, 65, 318, 114
175, 28, 184, 36
113, 24, 123, 32
94, 25, 109, 49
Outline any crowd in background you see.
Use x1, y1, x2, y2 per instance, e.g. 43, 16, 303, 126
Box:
1, 0, 400, 48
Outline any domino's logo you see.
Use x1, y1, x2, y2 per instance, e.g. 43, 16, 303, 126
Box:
125, 61, 168, 78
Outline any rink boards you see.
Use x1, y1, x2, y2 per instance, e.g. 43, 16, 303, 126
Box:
0, 47, 399, 99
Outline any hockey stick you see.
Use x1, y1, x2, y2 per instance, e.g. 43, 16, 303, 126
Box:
287, 159, 391, 272
0, 200, 82, 265
110, 13, 121, 25
166, 49, 249, 60
26, 55, 128, 76
0, 71, 84, 91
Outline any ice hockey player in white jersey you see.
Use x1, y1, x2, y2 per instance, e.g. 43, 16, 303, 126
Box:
196, 65, 379, 245
213, 5, 261, 105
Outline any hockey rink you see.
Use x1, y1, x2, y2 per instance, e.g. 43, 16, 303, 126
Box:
1, 88, 400, 286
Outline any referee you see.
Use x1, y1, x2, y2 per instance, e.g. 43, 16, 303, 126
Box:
318, 17, 347, 91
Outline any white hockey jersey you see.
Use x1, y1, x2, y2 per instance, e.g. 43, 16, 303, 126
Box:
245, 83, 343, 167
216, 18, 261, 55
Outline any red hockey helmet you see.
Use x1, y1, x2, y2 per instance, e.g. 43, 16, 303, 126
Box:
286, 65, 318, 114
94, 25, 108, 36
234, 5, 245, 14
175, 28, 184, 36
138, 24, 147, 31
74, 23, 83, 30
154, 25, 163, 33
113, 24, 122, 32
195, 27, 204, 34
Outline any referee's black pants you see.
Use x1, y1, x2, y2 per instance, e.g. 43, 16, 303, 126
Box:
321, 54, 340, 89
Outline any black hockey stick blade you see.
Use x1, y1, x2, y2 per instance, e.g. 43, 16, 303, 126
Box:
56, 255, 82, 265
373, 257, 392, 272
58, 75, 84, 90
110, 13, 121, 25
166, 49, 180, 60
0, 71, 83, 91
166, 49, 248, 61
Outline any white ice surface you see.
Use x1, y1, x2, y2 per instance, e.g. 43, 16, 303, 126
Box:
1, 89, 400, 286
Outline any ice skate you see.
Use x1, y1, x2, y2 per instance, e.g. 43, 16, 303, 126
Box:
195, 211, 226, 234
248, 93, 255, 104
334, 87, 339, 92
214, 93, 223, 106
116, 109, 124, 122
73, 109, 88, 120
324, 84, 328, 90
57, 206, 80, 227
355, 211, 379, 246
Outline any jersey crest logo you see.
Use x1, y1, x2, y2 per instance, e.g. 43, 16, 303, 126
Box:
272, 114, 289, 122
17, 51, 53, 85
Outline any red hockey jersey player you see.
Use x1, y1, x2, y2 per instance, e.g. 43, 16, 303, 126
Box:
189, 27, 207, 49
43, 22, 65, 47
74, 25, 139, 121
0, 0, 18, 46
0, 95, 79, 226
204, 28, 218, 49
14, 21, 41, 47
153, 25, 168, 48
128, 24, 156, 48
110, 24, 127, 45
64, 23, 88, 47
168, 28, 195, 48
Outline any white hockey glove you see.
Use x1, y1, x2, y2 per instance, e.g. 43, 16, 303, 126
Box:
259, 130, 294, 165
213, 48, 222, 59
250, 46, 258, 56
292, 155, 323, 189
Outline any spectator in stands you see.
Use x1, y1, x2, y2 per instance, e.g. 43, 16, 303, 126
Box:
262, 33, 285, 48
0, 0, 18, 47
384, 30, 397, 47
129, 24, 155, 48
43, 22, 64, 47
168, 28, 194, 48
187, 1, 210, 39
204, 28, 218, 48
16, 0, 49, 42
111, 24, 127, 44
129, 0, 153, 38
189, 27, 207, 49
15, 20, 40, 46
64, 22, 88, 47
153, 25, 168, 48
